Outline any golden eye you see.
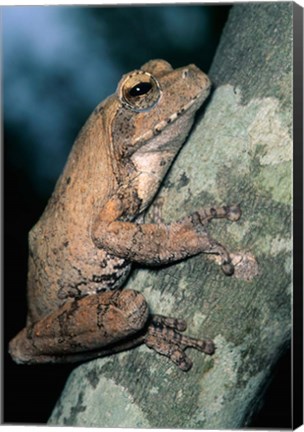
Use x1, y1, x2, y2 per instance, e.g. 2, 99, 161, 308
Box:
118, 71, 161, 112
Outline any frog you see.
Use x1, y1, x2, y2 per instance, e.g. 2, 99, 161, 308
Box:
9, 59, 241, 371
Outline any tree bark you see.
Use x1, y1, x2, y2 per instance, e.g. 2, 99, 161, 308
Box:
48, 3, 292, 428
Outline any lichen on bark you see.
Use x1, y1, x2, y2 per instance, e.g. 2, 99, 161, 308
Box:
49, 3, 292, 428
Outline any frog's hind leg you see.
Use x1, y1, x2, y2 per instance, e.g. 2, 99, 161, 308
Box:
144, 314, 215, 371
8, 289, 149, 365
9, 289, 215, 370
48, 312, 215, 370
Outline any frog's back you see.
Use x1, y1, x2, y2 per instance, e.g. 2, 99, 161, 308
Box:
26, 103, 131, 323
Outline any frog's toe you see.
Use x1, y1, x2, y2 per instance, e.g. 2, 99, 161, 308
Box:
144, 315, 214, 371
226, 204, 242, 222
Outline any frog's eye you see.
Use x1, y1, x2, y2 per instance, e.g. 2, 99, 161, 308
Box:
118, 71, 161, 112
128, 82, 152, 97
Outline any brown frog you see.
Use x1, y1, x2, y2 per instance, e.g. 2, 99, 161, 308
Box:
9, 59, 241, 371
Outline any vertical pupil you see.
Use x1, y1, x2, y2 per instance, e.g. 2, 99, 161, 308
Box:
129, 82, 152, 97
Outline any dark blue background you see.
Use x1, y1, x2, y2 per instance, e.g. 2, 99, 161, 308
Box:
3, 5, 291, 426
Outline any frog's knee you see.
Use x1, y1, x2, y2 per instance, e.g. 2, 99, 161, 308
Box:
117, 289, 149, 331
9, 329, 36, 364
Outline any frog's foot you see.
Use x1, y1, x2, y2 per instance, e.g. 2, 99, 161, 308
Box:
186, 204, 241, 276
144, 314, 214, 371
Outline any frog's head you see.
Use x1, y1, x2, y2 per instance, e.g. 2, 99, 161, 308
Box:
109, 59, 211, 211
113, 59, 211, 155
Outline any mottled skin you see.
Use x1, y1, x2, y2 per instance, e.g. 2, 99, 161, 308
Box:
9, 60, 241, 371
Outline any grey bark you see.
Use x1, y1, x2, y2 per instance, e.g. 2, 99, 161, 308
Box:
49, 3, 292, 428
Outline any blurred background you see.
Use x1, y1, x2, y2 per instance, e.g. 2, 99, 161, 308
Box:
3, 5, 291, 426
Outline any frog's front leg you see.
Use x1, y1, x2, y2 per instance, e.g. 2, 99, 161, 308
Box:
92, 204, 241, 275
9, 290, 149, 364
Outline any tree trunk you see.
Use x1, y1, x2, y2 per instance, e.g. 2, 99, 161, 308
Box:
48, 3, 292, 428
